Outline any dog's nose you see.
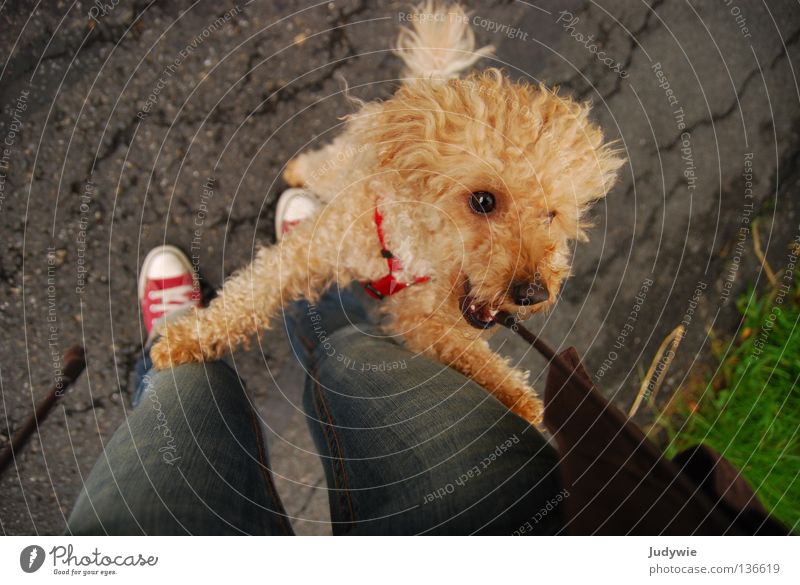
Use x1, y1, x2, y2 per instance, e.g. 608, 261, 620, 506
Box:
511, 278, 549, 306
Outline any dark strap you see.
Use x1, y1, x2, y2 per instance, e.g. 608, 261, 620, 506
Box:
498, 312, 788, 535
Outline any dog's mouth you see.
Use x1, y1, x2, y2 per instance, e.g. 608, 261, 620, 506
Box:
460, 279, 499, 329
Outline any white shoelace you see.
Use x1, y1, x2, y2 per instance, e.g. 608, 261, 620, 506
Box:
148, 284, 195, 314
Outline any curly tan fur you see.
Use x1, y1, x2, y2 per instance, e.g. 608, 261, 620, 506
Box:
150, 2, 625, 426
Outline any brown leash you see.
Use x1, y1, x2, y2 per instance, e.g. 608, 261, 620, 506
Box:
0, 345, 86, 477
496, 311, 595, 396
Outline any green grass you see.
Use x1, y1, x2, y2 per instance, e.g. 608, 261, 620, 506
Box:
662, 275, 800, 530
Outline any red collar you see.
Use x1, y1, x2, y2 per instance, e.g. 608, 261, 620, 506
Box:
363, 207, 430, 299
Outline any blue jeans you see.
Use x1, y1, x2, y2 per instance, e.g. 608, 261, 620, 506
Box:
67, 286, 564, 535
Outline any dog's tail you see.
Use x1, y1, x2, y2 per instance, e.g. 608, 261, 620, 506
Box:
394, 1, 494, 79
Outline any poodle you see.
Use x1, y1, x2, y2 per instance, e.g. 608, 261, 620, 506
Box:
150, 1, 625, 425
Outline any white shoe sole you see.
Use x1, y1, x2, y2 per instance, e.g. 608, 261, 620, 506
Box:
274, 188, 320, 241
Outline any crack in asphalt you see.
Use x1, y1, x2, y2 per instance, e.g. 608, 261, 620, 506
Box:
1, 0, 154, 92
657, 24, 800, 152
576, 0, 666, 102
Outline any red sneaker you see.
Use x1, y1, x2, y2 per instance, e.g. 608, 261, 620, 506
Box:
274, 188, 321, 241
138, 245, 202, 335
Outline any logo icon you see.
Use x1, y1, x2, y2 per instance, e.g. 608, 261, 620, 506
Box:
20, 545, 45, 573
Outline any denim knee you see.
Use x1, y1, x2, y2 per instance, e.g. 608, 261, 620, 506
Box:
301, 325, 564, 534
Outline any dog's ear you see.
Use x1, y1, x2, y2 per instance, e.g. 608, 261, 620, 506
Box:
535, 95, 626, 208
569, 134, 626, 241
584, 128, 626, 205
580, 138, 626, 208
518, 92, 625, 242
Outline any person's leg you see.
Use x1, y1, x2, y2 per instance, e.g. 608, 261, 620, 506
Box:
67, 245, 292, 535
67, 356, 293, 535
286, 287, 565, 535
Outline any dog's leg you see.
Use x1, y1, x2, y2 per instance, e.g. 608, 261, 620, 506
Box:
283, 154, 311, 188
284, 141, 348, 189
149, 218, 344, 369
390, 296, 544, 426
284, 132, 369, 199
426, 335, 543, 426
284, 106, 379, 199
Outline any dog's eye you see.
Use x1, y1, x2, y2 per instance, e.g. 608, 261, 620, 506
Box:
469, 191, 496, 214
547, 210, 557, 223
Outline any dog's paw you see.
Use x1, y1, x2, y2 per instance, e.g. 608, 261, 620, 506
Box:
283, 157, 306, 187
150, 320, 207, 370
498, 371, 544, 427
